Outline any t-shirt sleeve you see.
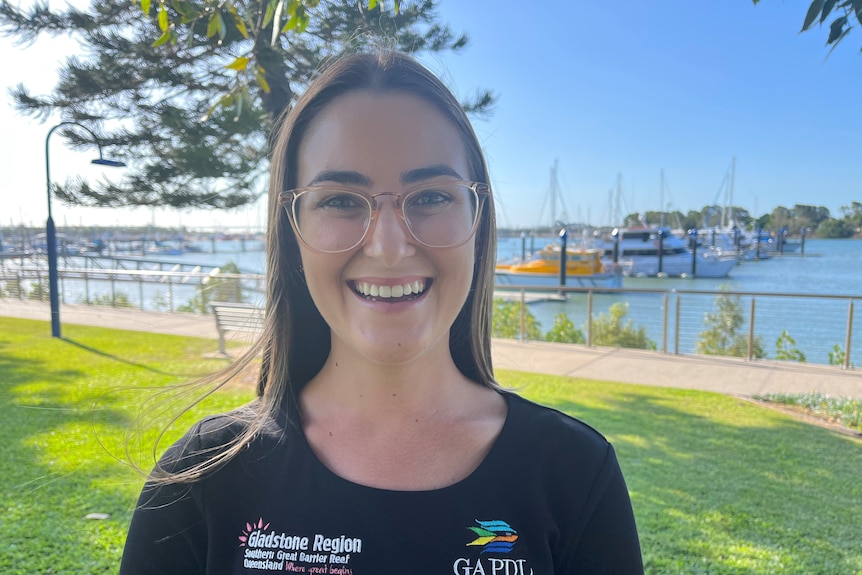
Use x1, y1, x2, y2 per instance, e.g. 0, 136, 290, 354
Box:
119, 426, 209, 575
561, 443, 643, 574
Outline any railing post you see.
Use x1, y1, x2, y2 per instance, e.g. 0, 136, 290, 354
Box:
519, 288, 526, 342
689, 229, 698, 277
111, 274, 116, 307
747, 297, 756, 361
845, 301, 854, 370
84, 267, 90, 304
674, 294, 681, 355
139, 276, 144, 310
586, 290, 593, 347
662, 292, 669, 353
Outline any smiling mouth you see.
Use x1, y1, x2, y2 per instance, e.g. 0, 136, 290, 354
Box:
350, 279, 430, 302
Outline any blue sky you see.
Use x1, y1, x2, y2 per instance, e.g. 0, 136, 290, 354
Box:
1, 0, 860, 229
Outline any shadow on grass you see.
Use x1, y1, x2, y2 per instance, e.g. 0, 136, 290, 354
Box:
63, 337, 183, 376
0, 337, 152, 573
504, 372, 862, 575
0, 318, 254, 573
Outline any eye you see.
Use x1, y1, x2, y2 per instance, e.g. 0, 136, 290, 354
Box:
309, 191, 367, 212
406, 188, 454, 209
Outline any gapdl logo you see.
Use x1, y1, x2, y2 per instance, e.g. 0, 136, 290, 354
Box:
466, 520, 518, 554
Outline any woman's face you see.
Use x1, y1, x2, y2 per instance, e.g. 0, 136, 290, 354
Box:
294, 90, 476, 366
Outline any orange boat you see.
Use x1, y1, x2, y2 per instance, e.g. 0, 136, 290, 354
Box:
495, 246, 622, 288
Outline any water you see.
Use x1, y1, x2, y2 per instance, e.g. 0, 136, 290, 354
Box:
12, 237, 861, 366
496, 237, 862, 365
159, 237, 862, 365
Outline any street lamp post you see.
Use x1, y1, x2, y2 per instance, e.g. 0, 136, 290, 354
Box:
45, 122, 125, 338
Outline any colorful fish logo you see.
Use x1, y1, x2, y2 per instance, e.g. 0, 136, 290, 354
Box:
466, 520, 519, 554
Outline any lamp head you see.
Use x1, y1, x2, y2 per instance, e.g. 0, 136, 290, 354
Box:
91, 158, 126, 168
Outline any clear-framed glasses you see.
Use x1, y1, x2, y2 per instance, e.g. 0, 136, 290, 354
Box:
279, 181, 490, 254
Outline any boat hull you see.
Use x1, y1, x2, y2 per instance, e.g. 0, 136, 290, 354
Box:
612, 253, 737, 278
495, 269, 623, 288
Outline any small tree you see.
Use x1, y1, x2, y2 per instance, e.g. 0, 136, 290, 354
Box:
208, 261, 244, 303
696, 291, 765, 358
545, 313, 585, 344
492, 299, 541, 340
591, 303, 656, 350
828, 344, 855, 368
775, 330, 806, 362
179, 261, 245, 313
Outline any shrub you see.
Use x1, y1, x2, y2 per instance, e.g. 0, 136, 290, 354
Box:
545, 313, 585, 344
84, 291, 134, 308
757, 392, 861, 429
775, 330, 806, 362
591, 302, 656, 350
828, 344, 855, 368
206, 261, 244, 303
27, 283, 46, 301
492, 299, 541, 340
696, 290, 765, 358
179, 261, 245, 313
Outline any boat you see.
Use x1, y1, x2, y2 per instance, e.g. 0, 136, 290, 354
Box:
594, 227, 737, 278
695, 227, 761, 261
495, 246, 623, 288
748, 229, 801, 256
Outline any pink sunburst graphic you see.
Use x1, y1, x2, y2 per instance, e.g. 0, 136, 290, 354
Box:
238, 517, 270, 546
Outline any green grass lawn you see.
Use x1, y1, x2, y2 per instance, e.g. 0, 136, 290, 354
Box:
1, 317, 860, 574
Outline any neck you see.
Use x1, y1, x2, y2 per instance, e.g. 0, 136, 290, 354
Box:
300, 341, 478, 423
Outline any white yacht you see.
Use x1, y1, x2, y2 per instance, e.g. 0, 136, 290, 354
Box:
594, 227, 737, 278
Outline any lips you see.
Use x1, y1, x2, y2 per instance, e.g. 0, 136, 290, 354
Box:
351, 279, 430, 302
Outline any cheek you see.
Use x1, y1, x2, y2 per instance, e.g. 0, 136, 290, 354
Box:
450, 244, 478, 292
298, 250, 346, 312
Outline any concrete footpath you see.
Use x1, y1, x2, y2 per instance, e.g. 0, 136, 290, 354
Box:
2, 299, 861, 399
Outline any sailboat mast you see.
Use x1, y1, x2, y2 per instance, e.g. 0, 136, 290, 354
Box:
729, 156, 736, 228
616, 173, 622, 227
660, 168, 666, 227
550, 159, 558, 227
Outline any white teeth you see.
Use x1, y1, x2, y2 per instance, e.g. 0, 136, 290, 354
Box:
354, 280, 426, 299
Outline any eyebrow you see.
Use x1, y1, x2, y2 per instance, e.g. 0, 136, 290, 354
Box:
306, 164, 463, 188
401, 164, 463, 184
307, 170, 370, 187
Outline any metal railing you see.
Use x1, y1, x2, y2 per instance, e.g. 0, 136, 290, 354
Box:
498, 285, 860, 369
1, 265, 858, 369
0, 266, 266, 313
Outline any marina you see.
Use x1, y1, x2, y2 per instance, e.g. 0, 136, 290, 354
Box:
1, 233, 860, 367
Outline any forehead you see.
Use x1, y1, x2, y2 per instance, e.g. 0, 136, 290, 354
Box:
296, 90, 470, 187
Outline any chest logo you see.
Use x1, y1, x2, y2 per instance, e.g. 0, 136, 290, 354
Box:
466, 520, 519, 554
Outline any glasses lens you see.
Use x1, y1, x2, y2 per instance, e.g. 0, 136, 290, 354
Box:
403, 184, 479, 247
293, 189, 371, 252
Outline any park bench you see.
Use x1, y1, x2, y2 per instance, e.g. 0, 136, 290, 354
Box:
210, 301, 265, 355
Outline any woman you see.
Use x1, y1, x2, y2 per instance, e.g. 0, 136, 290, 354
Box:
120, 50, 643, 574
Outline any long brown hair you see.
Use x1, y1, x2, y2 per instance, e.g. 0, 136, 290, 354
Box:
153, 50, 497, 483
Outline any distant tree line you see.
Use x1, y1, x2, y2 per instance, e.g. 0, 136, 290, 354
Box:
621, 202, 862, 238
498, 202, 862, 239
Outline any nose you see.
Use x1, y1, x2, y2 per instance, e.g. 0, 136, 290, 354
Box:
362, 196, 416, 265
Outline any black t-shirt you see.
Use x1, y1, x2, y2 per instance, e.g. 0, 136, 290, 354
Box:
120, 392, 643, 574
